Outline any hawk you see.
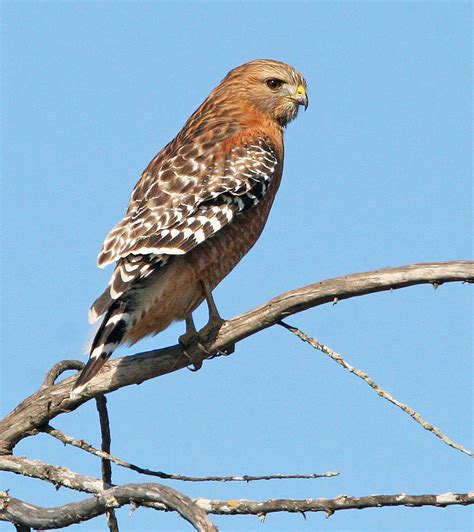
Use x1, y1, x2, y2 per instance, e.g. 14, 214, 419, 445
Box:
73, 59, 308, 394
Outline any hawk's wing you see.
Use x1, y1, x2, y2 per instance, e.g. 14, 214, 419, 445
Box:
99, 137, 278, 266
90, 136, 278, 322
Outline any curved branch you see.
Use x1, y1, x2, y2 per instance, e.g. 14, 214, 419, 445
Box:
0, 484, 217, 531
41, 360, 84, 389
1, 261, 472, 454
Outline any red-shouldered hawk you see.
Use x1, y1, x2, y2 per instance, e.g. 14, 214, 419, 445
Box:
73, 59, 308, 394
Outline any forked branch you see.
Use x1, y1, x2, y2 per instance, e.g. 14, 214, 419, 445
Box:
1, 261, 472, 530
1, 261, 472, 455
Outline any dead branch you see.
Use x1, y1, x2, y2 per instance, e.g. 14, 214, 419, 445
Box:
42, 424, 338, 482
0, 455, 173, 515
1, 261, 472, 530
1, 261, 472, 456
280, 322, 473, 457
0, 484, 217, 531
41, 360, 85, 389
197, 491, 474, 516
1, 489, 472, 529
0, 455, 108, 493
95, 396, 118, 531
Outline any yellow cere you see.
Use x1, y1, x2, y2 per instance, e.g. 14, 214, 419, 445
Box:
296, 85, 306, 95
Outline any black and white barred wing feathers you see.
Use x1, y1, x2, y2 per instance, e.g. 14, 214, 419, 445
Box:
89, 138, 278, 323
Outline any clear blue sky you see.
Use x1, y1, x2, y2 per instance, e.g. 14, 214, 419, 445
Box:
1, 1, 472, 530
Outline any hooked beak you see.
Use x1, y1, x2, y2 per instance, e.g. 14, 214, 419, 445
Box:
294, 85, 308, 110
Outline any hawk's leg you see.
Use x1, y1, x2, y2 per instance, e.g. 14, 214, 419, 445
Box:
199, 280, 235, 356
178, 282, 234, 367
199, 280, 224, 338
184, 314, 198, 339
179, 314, 206, 371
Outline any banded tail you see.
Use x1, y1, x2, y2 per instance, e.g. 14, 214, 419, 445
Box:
71, 302, 131, 396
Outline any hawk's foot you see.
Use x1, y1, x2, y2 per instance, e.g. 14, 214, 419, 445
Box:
178, 332, 209, 371
198, 315, 225, 341
199, 317, 235, 357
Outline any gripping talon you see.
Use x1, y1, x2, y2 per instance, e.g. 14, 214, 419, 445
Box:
179, 315, 210, 371
180, 344, 203, 371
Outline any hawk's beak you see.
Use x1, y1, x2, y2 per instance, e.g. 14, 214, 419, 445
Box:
294, 85, 308, 110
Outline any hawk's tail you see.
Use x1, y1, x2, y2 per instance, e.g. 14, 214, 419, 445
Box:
71, 302, 131, 397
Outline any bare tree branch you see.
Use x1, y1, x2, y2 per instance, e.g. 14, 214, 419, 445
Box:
2, 489, 472, 529
0, 456, 210, 525
95, 396, 119, 531
280, 322, 473, 457
0, 484, 217, 531
1, 261, 472, 530
197, 491, 474, 516
1, 261, 472, 455
0, 455, 108, 493
42, 424, 338, 482
0, 455, 176, 515
41, 360, 85, 389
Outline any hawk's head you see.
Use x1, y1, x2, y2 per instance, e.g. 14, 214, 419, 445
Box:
222, 59, 308, 126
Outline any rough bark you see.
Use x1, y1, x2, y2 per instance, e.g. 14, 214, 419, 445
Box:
1, 261, 472, 530
1, 261, 472, 455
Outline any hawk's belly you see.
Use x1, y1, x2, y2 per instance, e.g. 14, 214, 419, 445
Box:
124, 184, 278, 344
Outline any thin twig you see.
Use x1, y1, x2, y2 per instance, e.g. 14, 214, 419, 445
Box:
95, 396, 119, 531
41, 424, 337, 482
279, 321, 473, 457
41, 360, 84, 388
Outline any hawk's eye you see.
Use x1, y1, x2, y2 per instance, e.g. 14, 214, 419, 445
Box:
266, 78, 284, 91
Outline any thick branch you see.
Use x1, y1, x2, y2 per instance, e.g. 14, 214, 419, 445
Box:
197, 491, 474, 516
2, 490, 472, 528
0, 484, 217, 531
1, 261, 472, 454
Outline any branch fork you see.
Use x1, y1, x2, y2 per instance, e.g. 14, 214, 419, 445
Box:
1, 261, 472, 529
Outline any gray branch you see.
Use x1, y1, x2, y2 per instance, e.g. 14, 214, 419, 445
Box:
0, 261, 472, 530
94, 395, 119, 531
0, 484, 217, 531
1, 261, 472, 455
198, 491, 474, 516
280, 321, 473, 457
1, 489, 472, 529
0, 455, 108, 493
42, 424, 338, 482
